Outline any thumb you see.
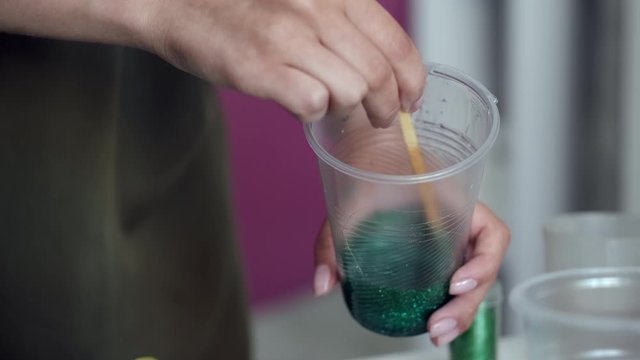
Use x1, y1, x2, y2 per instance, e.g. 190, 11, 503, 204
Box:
313, 219, 339, 296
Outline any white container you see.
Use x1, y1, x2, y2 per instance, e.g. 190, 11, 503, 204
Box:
510, 267, 640, 360
544, 212, 640, 271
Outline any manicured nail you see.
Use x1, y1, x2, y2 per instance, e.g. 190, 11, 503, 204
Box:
314, 264, 331, 296
429, 318, 458, 338
409, 96, 424, 112
450, 278, 478, 295
434, 328, 460, 347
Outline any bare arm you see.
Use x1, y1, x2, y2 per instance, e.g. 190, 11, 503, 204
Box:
0, 0, 426, 124
0, 0, 142, 47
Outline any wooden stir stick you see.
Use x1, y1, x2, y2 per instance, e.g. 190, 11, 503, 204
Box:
398, 111, 440, 227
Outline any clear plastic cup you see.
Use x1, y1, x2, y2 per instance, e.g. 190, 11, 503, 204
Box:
304, 63, 500, 337
510, 267, 640, 360
544, 213, 640, 271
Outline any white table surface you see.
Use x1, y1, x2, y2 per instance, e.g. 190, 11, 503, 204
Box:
348, 336, 527, 360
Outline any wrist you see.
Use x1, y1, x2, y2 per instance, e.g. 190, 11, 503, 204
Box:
0, 0, 152, 48
90, 0, 153, 49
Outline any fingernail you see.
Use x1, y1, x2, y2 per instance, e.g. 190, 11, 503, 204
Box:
429, 318, 457, 338
434, 328, 460, 347
450, 278, 478, 295
390, 113, 400, 125
314, 264, 331, 296
409, 96, 424, 112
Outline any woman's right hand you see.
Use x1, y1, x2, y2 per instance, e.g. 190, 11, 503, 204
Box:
2, 0, 425, 125
138, 0, 426, 125
2, 0, 426, 125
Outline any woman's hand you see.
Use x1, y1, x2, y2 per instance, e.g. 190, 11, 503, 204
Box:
1, 0, 425, 125
142, 0, 426, 125
425, 203, 510, 346
313, 203, 511, 346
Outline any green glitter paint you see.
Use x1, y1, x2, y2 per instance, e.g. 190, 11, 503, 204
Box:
339, 209, 459, 337
342, 278, 450, 336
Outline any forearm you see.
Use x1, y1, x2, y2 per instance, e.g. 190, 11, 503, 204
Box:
0, 0, 146, 48
0, 0, 426, 126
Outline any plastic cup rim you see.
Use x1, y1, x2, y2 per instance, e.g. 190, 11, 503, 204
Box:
303, 62, 500, 185
509, 267, 640, 332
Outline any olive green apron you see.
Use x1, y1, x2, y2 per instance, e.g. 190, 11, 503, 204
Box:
0, 34, 250, 360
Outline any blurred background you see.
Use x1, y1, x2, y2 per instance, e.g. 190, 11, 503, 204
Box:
218, 0, 640, 359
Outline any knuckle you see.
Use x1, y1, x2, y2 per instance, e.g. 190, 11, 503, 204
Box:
458, 317, 473, 333
403, 63, 426, 98
343, 79, 368, 107
389, 33, 415, 61
498, 223, 512, 246
298, 87, 329, 120
503, 228, 512, 246
263, 17, 296, 43
366, 58, 394, 90
287, 0, 320, 14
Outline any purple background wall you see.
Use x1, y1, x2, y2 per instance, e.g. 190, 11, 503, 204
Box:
219, 0, 408, 307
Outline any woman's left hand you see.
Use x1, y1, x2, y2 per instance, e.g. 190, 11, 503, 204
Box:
312, 202, 511, 346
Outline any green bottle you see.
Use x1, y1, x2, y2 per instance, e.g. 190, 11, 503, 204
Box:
449, 282, 502, 360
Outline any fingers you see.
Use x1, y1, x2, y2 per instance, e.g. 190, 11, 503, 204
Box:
158, 0, 424, 126
247, 0, 423, 126
245, 65, 330, 122
451, 203, 510, 291
313, 219, 339, 296
319, 16, 400, 127
427, 203, 510, 346
427, 283, 491, 346
345, 0, 426, 112
288, 37, 368, 121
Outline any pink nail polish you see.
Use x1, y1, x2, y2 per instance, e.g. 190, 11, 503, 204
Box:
429, 318, 457, 337
314, 264, 332, 296
435, 328, 460, 347
450, 278, 478, 295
